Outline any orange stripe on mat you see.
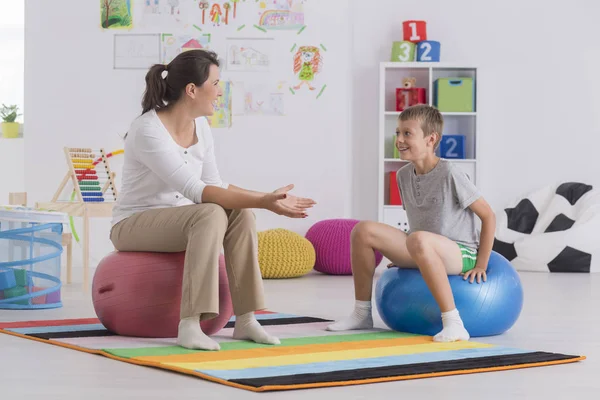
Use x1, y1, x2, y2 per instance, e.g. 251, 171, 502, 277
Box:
0, 312, 273, 330
0, 328, 586, 393
0, 318, 101, 329
134, 336, 433, 363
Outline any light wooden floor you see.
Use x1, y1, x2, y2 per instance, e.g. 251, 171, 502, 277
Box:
1, 268, 598, 400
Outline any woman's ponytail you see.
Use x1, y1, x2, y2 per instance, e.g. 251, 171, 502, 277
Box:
139, 50, 220, 116
141, 63, 169, 114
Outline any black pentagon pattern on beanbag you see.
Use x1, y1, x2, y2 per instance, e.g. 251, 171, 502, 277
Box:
505, 199, 538, 234
492, 239, 517, 261
544, 213, 576, 233
548, 246, 591, 273
556, 182, 593, 205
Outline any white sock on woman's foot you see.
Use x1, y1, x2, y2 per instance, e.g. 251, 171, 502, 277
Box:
326, 300, 373, 331
233, 312, 280, 345
433, 308, 470, 342
176, 316, 221, 351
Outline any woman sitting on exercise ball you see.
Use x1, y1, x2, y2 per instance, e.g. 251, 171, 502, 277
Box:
110, 49, 316, 351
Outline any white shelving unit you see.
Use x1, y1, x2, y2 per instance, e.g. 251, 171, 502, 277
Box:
378, 62, 478, 232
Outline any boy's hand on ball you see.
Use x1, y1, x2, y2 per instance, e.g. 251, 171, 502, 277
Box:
462, 267, 487, 284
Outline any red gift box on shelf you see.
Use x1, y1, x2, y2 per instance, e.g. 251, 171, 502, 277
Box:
396, 88, 426, 111
389, 171, 402, 206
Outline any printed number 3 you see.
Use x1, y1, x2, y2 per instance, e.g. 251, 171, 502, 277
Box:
420, 42, 432, 61
397, 42, 412, 61
445, 138, 458, 157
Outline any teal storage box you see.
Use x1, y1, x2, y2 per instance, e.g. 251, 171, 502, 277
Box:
434, 78, 475, 112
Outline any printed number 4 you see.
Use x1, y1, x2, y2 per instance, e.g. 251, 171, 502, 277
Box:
420, 42, 432, 61
397, 42, 412, 61
445, 138, 458, 157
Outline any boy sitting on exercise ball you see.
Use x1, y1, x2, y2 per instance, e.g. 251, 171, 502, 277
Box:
327, 104, 496, 342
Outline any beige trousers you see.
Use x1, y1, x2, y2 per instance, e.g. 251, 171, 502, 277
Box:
109, 203, 265, 320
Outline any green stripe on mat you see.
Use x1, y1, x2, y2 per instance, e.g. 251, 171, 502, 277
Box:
104, 331, 421, 358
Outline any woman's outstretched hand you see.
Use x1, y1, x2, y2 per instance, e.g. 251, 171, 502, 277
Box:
261, 184, 316, 218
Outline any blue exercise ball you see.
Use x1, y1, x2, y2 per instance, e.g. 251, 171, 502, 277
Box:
375, 251, 523, 337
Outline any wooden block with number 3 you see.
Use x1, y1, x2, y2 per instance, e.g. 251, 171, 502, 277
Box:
403, 20, 427, 43
417, 40, 441, 62
391, 41, 416, 62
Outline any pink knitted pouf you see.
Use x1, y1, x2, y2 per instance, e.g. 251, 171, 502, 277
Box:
305, 219, 384, 275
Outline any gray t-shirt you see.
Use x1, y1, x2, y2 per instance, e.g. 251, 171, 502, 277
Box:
396, 159, 481, 249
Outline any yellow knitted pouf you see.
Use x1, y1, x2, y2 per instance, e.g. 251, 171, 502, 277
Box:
257, 228, 316, 279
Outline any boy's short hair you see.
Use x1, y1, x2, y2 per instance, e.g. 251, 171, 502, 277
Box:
398, 104, 444, 149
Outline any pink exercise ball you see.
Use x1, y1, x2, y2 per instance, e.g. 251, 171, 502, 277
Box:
92, 251, 233, 338
305, 219, 384, 275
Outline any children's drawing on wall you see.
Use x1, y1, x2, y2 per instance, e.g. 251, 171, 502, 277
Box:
257, 0, 306, 31
114, 33, 161, 69
144, 0, 181, 16
226, 38, 273, 72
196, 0, 245, 27
138, 0, 188, 30
207, 81, 233, 128
232, 81, 285, 117
292, 45, 323, 92
161, 33, 211, 64
209, 3, 224, 25
101, 0, 133, 29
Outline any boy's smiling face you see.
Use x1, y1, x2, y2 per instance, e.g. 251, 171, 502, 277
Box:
396, 118, 438, 162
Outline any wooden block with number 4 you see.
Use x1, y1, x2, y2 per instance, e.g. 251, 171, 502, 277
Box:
403, 20, 427, 43
417, 40, 440, 62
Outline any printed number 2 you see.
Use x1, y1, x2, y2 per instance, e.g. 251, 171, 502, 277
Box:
397, 42, 412, 61
409, 22, 421, 41
445, 138, 458, 157
420, 42, 432, 61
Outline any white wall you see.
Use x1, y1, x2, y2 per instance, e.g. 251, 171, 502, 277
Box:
24, 0, 352, 268
22, 0, 600, 271
0, 1, 25, 203
351, 0, 600, 220
0, 138, 25, 204
0, 1, 24, 122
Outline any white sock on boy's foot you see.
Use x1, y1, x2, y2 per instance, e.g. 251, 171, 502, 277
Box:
326, 300, 373, 331
433, 308, 470, 342
176, 316, 221, 351
233, 312, 280, 345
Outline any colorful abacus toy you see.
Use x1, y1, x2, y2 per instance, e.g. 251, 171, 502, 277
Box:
36, 147, 122, 291
67, 147, 119, 204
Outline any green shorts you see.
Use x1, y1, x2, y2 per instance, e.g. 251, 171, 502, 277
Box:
457, 243, 478, 273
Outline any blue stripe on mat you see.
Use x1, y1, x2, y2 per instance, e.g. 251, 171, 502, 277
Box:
227, 313, 301, 322
6, 323, 106, 334
196, 346, 531, 380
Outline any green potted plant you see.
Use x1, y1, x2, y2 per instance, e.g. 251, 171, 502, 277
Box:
1, 104, 21, 138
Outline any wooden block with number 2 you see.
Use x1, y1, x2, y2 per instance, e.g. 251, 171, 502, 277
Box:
417, 41, 441, 62
440, 135, 466, 159
403, 20, 427, 43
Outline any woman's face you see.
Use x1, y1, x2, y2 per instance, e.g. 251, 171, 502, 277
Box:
189, 64, 222, 117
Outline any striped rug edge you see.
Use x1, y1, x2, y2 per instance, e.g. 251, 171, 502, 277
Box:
0, 327, 586, 392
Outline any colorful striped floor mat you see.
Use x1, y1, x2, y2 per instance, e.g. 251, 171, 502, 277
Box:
0, 311, 585, 392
